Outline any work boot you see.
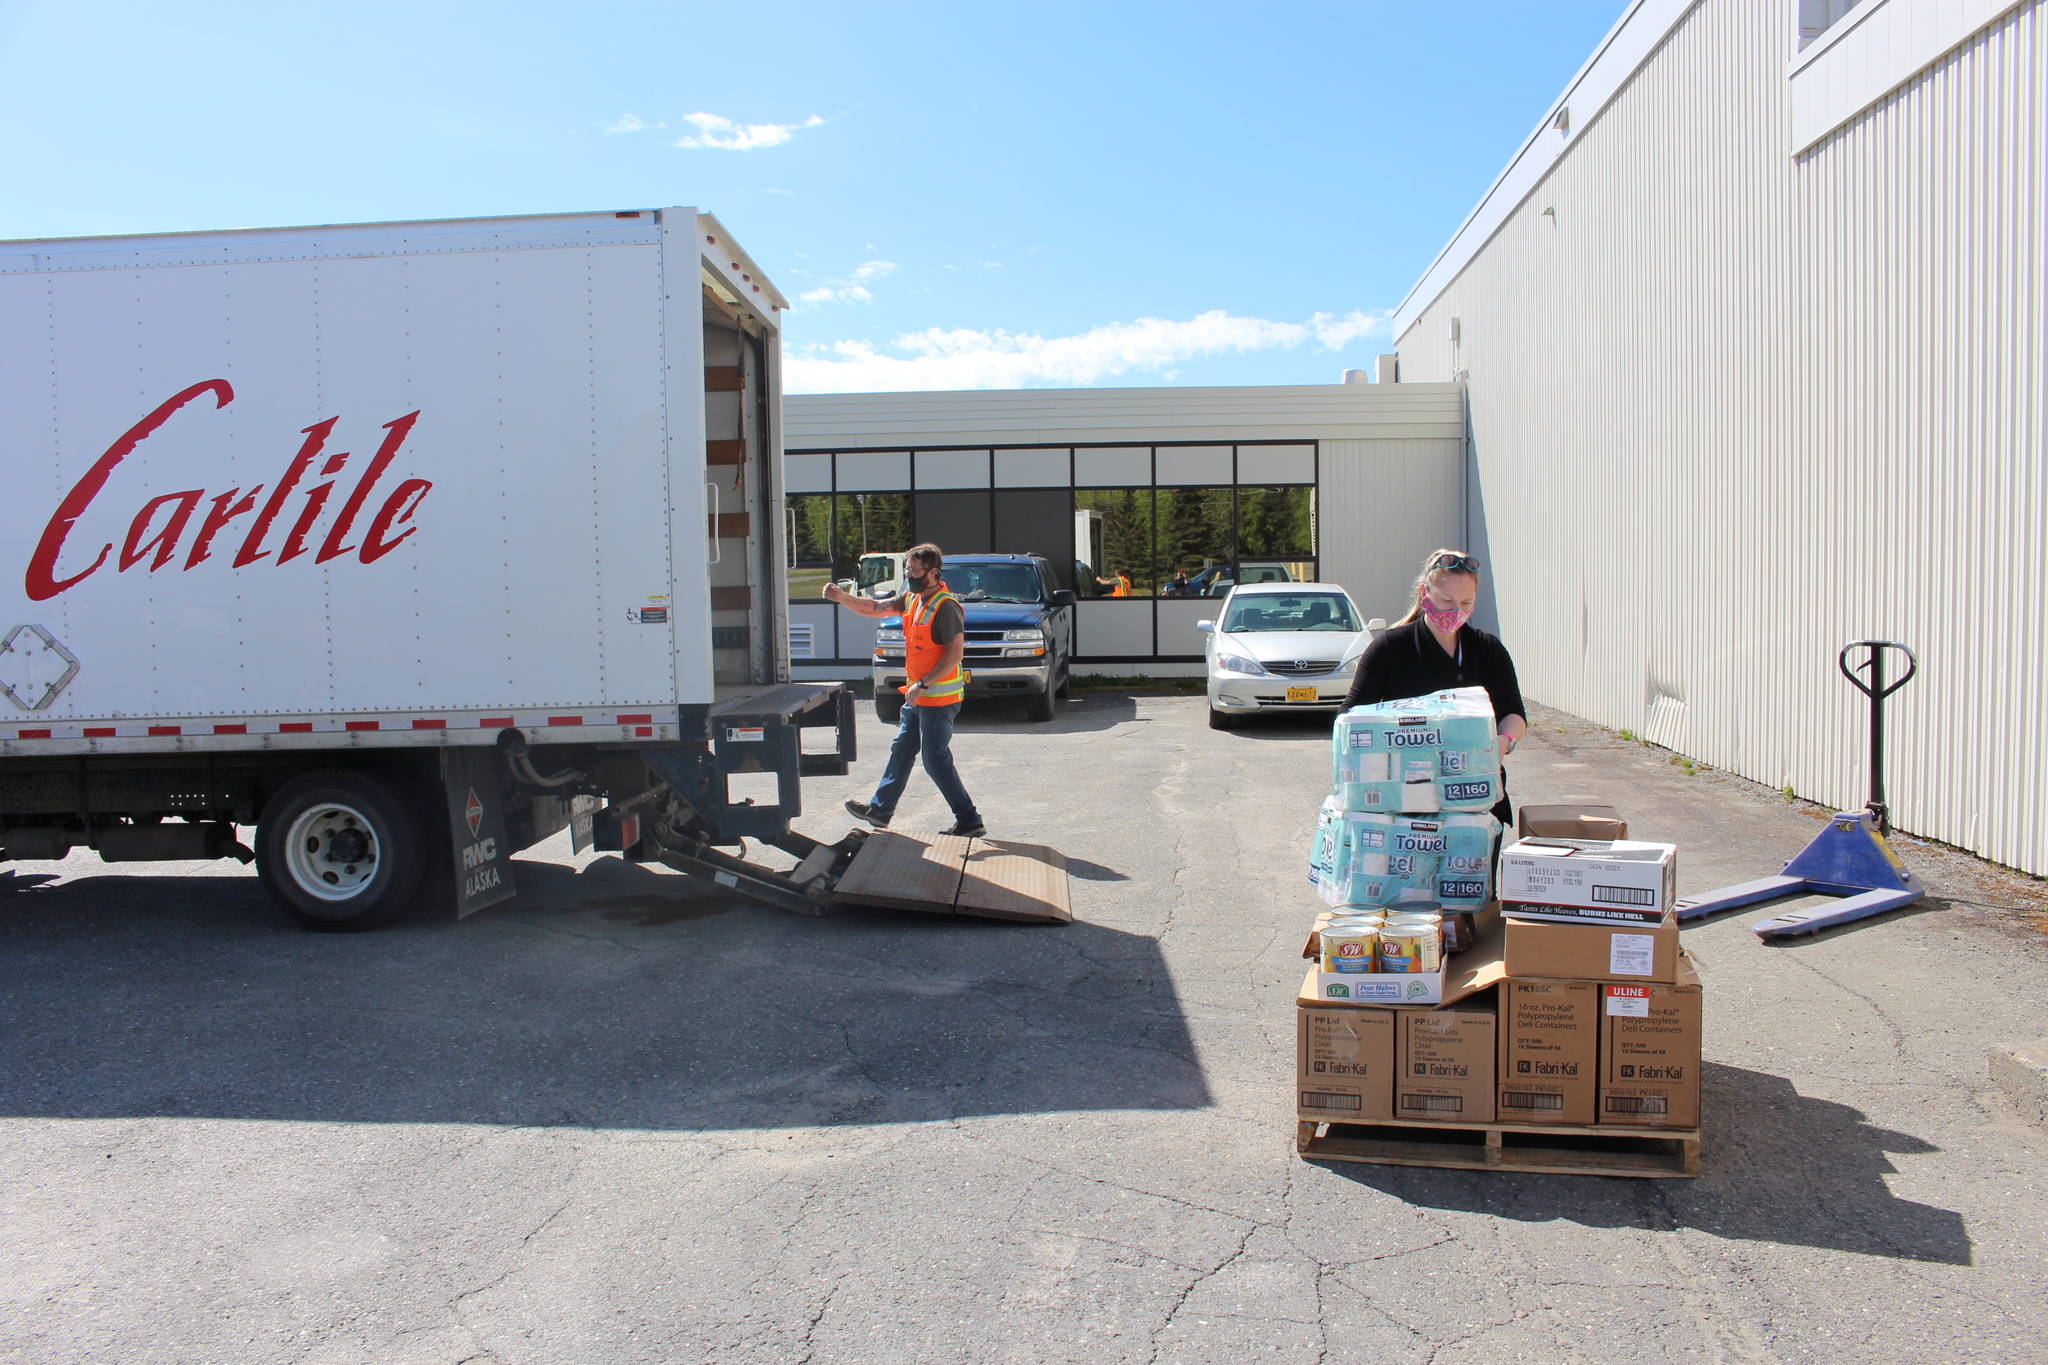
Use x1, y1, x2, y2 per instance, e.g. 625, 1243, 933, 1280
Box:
941, 819, 986, 838
845, 799, 891, 829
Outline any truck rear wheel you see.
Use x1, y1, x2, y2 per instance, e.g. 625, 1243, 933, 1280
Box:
256, 769, 427, 931
875, 692, 904, 724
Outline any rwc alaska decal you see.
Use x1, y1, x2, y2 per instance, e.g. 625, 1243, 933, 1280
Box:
25, 379, 434, 600
441, 749, 517, 917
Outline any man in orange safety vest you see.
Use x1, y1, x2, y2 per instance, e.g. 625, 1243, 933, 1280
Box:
824, 541, 984, 837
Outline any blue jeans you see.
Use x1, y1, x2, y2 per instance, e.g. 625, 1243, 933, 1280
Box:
871, 701, 980, 826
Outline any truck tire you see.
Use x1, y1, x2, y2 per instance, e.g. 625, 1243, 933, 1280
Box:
875, 692, 904, 724
256, 769, 428, 931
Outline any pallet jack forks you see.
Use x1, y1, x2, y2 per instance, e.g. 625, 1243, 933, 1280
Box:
1674, 640, 1921, 940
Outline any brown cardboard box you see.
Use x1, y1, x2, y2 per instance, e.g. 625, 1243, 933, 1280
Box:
1503, 915, 1681, 983
1499, 979, 1599, 1124
1600, 955, 1703, 1129
1296, 999, 1396, 1122
1498, 839, 1678, 923
1518, 804, 1629, 840
1398, 999, 1497, 1122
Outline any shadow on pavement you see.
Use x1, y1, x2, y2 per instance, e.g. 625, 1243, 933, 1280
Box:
0, 856, 1206, 1133
1215, 712, 1337, 741
1318, 1062, 1971, 1265
950, 692, 1146, 735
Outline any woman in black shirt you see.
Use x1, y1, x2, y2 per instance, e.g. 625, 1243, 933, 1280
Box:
1344, 548, 1527, 826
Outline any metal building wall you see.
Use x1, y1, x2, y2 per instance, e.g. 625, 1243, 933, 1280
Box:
1396, 0, 2046, 872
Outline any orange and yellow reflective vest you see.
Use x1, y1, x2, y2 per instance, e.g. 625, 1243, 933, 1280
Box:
902, 587, 966, 707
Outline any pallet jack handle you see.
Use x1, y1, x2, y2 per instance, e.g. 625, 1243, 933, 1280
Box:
1837, 640, 1916, 834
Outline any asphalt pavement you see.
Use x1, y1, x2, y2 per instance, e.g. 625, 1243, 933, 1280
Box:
2, 692, 2045, 1364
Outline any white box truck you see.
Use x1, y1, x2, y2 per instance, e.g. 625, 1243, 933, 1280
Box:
0, 208, 862, 929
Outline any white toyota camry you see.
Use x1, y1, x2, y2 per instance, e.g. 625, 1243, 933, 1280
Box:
1198, 582, 1382, 729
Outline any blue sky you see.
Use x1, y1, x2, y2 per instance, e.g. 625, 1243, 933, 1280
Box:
0, 1, 1623, 392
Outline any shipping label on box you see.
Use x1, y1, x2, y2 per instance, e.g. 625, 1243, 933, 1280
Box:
1499, 979, 1598, 1125
1498, 839, 1678, 918
1503, 916, 1680, 983
1297, 1003, 1396, 1122
1600, 959, 1703, 1129
1399, 1004, 1497, 1122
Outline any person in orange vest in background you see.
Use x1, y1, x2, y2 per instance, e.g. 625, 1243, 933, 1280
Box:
1095, 567, 1132, 597
824, 542, 985, 837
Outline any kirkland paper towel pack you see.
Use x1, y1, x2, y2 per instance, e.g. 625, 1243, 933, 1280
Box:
1332, 687, 1502, 813
1326, 811, 1501, 909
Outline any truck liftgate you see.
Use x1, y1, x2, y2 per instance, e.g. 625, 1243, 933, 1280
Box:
593, 684, 1072, 925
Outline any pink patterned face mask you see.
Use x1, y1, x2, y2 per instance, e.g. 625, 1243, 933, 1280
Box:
1420, 596, 1472, 634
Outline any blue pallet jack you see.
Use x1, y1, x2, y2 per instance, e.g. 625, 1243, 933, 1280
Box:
1674, 640, 1921, 940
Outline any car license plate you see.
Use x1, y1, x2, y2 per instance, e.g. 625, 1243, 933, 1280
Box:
960, 670, 972, 683
1286, 686, 1317, 703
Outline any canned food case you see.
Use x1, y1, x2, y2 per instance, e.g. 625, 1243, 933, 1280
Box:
1297, 919, 1508, 1007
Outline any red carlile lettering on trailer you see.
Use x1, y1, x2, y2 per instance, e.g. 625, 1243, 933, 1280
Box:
362, 477, 433, 562
185, 485, 265, 569
317, 412, 420, 564
23, 383, 437, 598
233, 417, 336, 567
119, 490, 205, 571
25, 379, 234, 600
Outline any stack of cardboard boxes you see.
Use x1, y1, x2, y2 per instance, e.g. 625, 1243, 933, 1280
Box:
1295, 804, 1705, 1141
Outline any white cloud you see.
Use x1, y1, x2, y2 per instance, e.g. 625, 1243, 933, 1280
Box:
785, 308, 1391, 393
799, 284, 875, 306
763, 187, 795, 195
790, 260, 896, 309
674, 111, 826, 151
605, 113, 663, 134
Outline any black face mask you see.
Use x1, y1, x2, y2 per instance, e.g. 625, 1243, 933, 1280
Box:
905, 565, 931, 591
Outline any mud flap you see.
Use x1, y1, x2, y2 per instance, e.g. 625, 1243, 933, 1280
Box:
440, 747, 518, 918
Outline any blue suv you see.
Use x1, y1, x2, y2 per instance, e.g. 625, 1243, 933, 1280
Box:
871, 554, 1076, 722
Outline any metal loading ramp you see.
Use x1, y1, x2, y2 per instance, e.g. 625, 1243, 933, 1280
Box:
830, 830, 1073, 923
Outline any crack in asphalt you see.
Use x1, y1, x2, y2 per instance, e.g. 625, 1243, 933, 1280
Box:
1143, 1218, 1260, 1364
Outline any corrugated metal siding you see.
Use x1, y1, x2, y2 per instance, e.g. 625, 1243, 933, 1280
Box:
1318, 438, 1468, 622
786, 383, 1466, 448
1397, 0, 2046, 873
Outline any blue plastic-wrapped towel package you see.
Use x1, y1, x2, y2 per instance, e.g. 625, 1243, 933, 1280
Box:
1307, 796, 1344, 897
1332, 686, 1503, 813
1327, 810, 1501, 909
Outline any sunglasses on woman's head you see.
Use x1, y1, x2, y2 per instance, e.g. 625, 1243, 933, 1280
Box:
1433, 553, 1481, 573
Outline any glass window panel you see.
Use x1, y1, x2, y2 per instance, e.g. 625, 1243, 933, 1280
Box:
1155, 487, 1235, 598
1073, 488, 1155, 597
1237, 486, 1316, 558
788, 493, 835, 600
1155, 445, 1232, 486
832, 492, 912, 586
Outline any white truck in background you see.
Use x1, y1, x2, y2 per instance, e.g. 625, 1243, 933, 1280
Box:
0, 208, 861, 929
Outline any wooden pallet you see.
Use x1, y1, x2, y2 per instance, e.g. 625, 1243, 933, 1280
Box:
1297, 1118, 1700, 1178
831, 829, 1072, 924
